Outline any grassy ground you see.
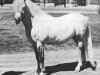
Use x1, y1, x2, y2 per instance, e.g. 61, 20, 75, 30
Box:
0, 12, 100, 54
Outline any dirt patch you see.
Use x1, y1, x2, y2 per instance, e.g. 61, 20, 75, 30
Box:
0, 48, 99, 75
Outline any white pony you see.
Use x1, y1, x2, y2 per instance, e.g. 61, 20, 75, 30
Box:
13, 0, 97, 75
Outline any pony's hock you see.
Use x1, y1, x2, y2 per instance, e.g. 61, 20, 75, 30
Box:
13, 0, 97, 75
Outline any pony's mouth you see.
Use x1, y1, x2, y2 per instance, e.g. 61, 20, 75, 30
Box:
15, 18, 21, 24
14, 12, 22, 24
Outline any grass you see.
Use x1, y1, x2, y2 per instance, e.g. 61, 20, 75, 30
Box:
0, 12, 100, 54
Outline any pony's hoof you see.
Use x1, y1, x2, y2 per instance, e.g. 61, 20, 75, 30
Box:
74, 68, 80, 73
92, 66, 96, 71
92, 61, 97, 71
82, 61, 86, 68
40, 72, 45, 75
35, 72, 45, 75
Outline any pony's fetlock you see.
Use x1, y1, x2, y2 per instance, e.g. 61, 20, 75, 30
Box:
36, 69, 45, 75
82, 60, 87, 68
40, 72, 45, 75
74, 63, 82, 72
74, 67, 81, 72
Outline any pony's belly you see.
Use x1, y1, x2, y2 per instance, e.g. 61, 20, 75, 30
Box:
43, 33, 74, 45
31, 23, 75, 45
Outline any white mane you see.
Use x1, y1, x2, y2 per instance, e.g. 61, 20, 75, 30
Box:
25, 0, 45, 17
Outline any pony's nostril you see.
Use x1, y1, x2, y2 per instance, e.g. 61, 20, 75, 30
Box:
15, 18, 21, 24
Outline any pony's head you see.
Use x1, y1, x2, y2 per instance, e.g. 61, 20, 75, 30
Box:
13, 0, 26, 24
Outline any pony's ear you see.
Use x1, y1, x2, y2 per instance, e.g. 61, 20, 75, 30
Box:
22, 2, 25, 8
21, 0, 26, 13
21, 7, 25, 14
22, 0, 26, 8
21, 0, 26, 12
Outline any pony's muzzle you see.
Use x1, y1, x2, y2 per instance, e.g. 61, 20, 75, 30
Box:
15, 17, 21, 24
14, 12, 21, 24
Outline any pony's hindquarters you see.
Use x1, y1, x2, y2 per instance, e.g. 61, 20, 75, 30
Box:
84, 26, 97, 70
73, 25, 97, 72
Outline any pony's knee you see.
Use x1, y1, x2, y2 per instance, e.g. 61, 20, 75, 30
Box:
37, 41, 42, 49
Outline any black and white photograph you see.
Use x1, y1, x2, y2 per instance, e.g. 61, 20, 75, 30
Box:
0, 0, 99, 75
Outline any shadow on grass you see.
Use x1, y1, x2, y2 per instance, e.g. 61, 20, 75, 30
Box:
1, 71, 26, 75
45, 61, 93, 75
2, 61, 96, 75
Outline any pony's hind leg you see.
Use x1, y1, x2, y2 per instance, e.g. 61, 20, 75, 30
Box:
84, 26, 97, 71
35, 41, 45, 75
73, 35, 86, 72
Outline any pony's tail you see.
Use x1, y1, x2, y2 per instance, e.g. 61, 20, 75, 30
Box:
84, 26, 96, 70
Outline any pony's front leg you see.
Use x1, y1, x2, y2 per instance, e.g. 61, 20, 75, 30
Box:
35, 41, 45, 75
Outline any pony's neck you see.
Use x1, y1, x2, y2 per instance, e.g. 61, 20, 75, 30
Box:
25, 0, 45, 18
